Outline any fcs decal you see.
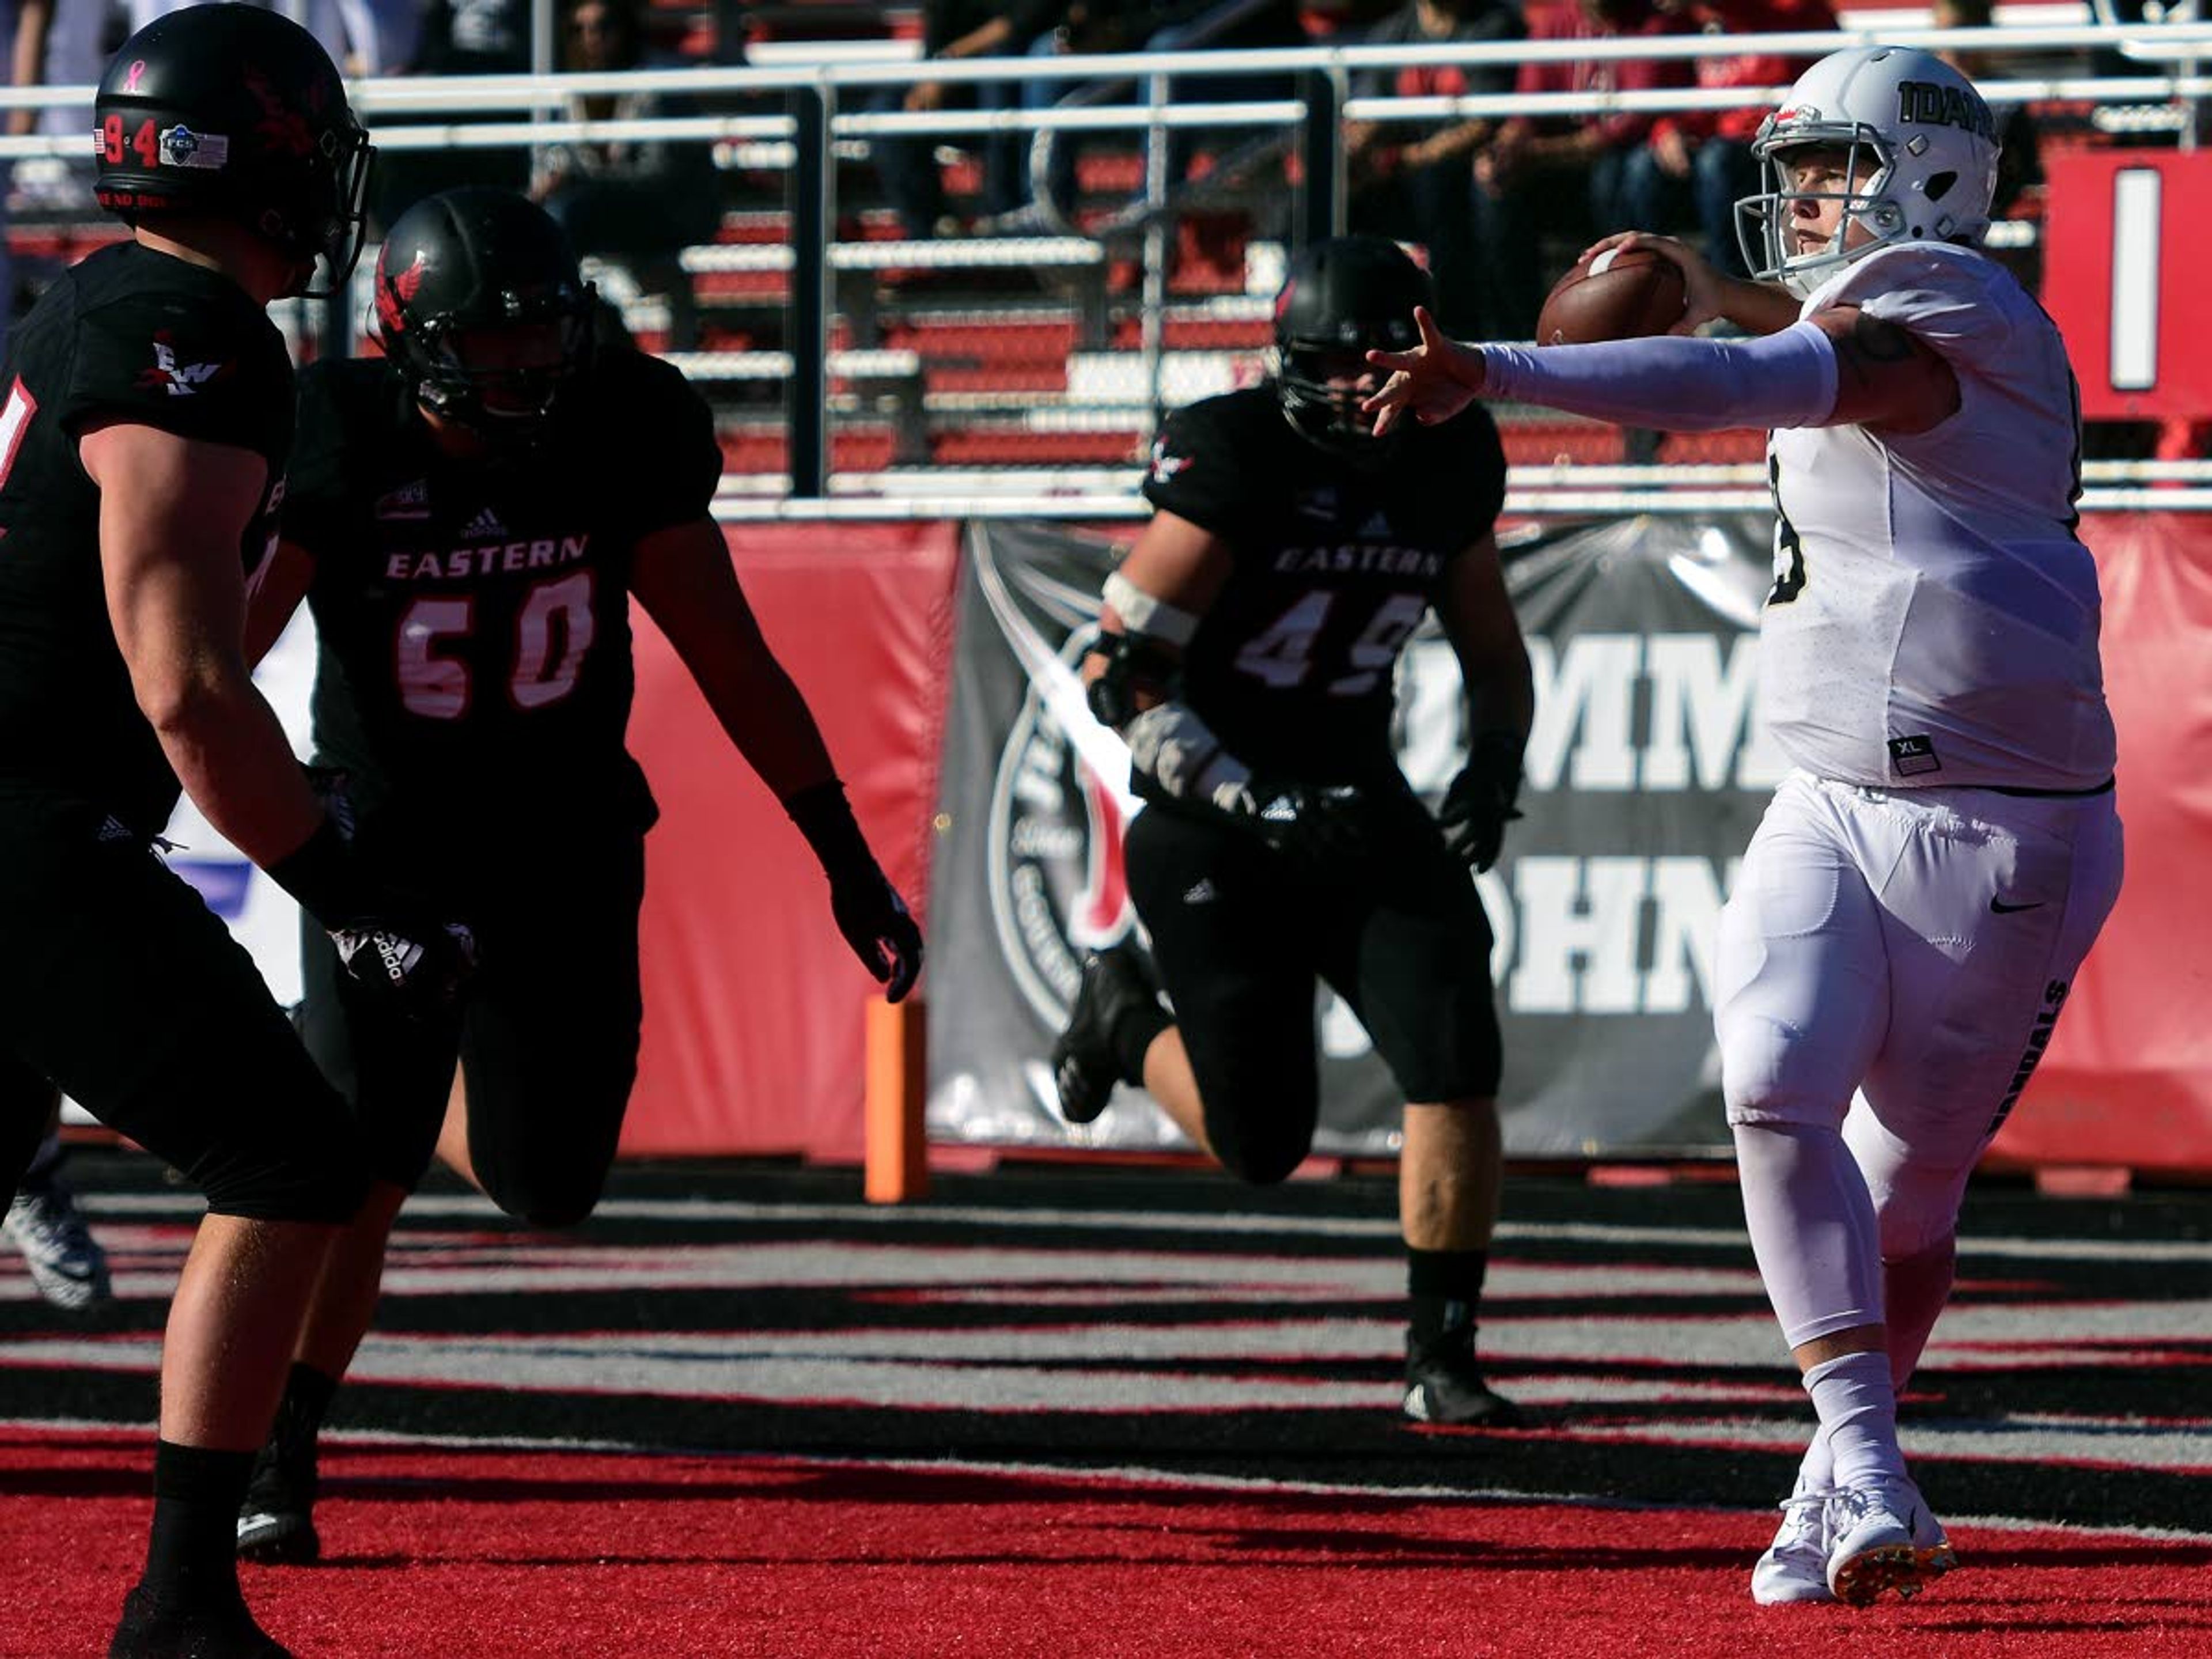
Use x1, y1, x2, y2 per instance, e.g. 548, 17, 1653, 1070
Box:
157, 124, 229, 170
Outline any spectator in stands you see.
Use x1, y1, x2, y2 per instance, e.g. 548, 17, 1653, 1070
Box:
380, 0, 535, 215
1626, 0, 1835, 280
1017, 0, 1307, 232
868, 0, 1069, 239
1470, 0, 1693, 339
1346, 0, 1524, 334
536, 0, 722, 262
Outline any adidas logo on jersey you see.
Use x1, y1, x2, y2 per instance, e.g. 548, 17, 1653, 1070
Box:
1359, 510, 1392, 539
1182, 879, 1217, 905
460, 506, 507, 539
94, 816, 135, 844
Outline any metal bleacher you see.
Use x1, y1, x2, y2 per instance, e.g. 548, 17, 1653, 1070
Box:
6, 2, 2208, 516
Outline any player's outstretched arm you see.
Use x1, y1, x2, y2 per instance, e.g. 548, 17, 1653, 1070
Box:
1384, 324, 1841, 435
1363, 306, 1487, 437
631, 516, 922, 1002
84, 422, 324, 863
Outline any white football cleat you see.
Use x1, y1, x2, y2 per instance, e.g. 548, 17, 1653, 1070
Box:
1826, 1478, 1957, 1607
1752, 1485, 1838, 1605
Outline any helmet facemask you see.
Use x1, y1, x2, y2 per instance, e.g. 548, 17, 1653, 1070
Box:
299, 119, 376, 298
1736, 132, 1905, 297
1275, 342, 1392, 461
384, 298, 595, 438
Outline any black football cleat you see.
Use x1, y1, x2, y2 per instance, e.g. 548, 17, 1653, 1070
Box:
1402, 1335, 1523, 1429
1048, 946, 1161, 1126
234, 1419, 320, 1566
109, 1584, 292, 1658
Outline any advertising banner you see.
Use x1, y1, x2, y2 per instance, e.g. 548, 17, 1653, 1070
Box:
926, 515, 1792, 1158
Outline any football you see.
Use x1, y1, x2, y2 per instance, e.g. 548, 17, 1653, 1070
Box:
1535, 246, 1688, 346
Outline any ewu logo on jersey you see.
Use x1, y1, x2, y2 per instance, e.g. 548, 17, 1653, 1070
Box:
985, 618, 1136, 1032
139, 333, 228, 396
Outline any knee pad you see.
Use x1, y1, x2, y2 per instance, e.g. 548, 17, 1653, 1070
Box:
197, 1145, 370, 1225
508, 1194, 600, 1230
1204, 1096, 1312, 1187
484, 1166, 606, 1231
1720, 1011, 1850, 1131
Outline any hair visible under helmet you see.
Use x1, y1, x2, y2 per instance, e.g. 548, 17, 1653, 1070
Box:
92, 2, 373, 297
1735, 44, 2001, 297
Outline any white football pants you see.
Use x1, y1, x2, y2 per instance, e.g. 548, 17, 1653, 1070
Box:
1718, 771, 2125, 1260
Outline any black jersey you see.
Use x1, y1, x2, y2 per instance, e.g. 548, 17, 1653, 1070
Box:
1140, 387, 1507, 784
283, 344, 723, 830
0, 242, 294, 834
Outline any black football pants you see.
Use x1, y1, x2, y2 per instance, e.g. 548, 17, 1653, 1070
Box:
1123, 798, 1503, 1185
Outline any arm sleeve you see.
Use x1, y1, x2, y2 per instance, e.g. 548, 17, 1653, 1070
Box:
1479, 322, 1839, 433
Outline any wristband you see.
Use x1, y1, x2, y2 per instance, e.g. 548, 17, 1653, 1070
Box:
784, 779, 877, 885
264, 816, 366, 933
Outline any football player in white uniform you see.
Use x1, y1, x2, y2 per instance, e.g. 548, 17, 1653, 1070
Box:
1363, 44, 2123, 1608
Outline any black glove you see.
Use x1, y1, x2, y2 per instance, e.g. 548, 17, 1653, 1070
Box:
1247, 779, 1379, 865
786, 780, 925, 1003
1436, 730, 1525, 873
267, 817, 479, 1018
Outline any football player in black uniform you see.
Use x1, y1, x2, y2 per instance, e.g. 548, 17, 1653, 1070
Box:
1050, 236, 1533, 1426
232, 187, 924, 1563
0, 8, 470, 1656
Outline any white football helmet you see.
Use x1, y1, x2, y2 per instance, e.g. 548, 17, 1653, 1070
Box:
1735, 45, 2002, 297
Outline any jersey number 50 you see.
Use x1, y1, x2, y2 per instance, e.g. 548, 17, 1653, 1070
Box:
396, 571, 596, 719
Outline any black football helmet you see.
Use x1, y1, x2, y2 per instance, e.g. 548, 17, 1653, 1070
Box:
93, 3, 373, 296
369, 188, 598, 433
1273, 236, 1434, 456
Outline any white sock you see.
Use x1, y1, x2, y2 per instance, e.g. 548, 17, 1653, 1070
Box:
1793, 1426, 1834, 1496
1805, 1351, 1907, 1491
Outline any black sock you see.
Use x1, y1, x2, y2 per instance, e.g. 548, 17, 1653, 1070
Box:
1407, 1247, 1488, 1351
143, 1440, 255, 1609
276, 1362, 340, 1437
1107, 1000, 1171, 1088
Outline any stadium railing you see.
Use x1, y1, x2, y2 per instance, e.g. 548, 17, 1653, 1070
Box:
4, 20, 2209, 510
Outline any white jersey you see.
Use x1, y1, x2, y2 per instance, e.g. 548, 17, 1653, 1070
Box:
1762, 243, 2117, 791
